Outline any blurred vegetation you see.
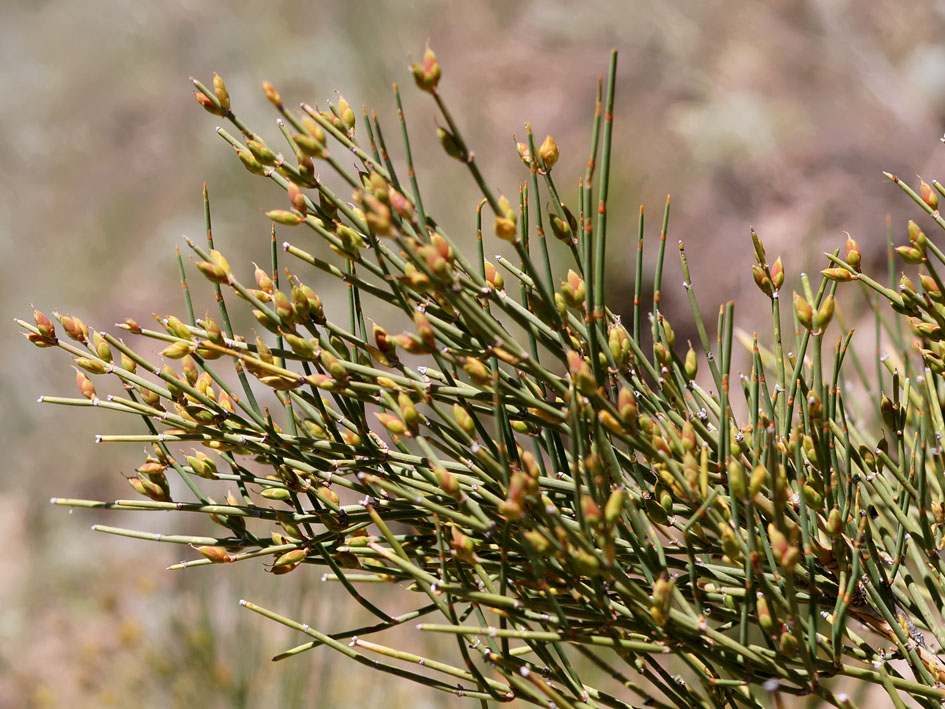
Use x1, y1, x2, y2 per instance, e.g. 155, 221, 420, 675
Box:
6, 1, 945, 706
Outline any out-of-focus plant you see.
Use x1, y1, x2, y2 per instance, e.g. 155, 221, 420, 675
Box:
19, 45, 945, 707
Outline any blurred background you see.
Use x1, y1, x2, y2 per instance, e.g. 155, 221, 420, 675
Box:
4, 0, 945, 705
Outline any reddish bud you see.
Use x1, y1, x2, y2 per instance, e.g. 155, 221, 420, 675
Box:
194, 91, 223, 116
74, 367, 96, 399
411, 46, 441, 93
921, 180, 939, 210
33, 310, 55, 341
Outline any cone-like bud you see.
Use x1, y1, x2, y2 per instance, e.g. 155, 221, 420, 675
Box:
650, 575, 675, 627
247, 139, 279, 166
411, 46, 441, 93
921, 180, 939, 210
462, 356, 491, 385
266, 209, 303, 226
728, 459, 746, 501
398, 392, 420, 434
436, 126, 465, 161
845, 236, 861, 271
453, 403, 476, 435
262, 80, 282, 108
337, 95, 355, 132
770, 257, 784, 291
194, 91, 224, 116
61, 314, 89, 343
197, 260, 228, 284
548, 206, 577, 243
450, 526, 477, 563
560, 269, 586, 308
821, 267, 855, 282
757, 595, 775, 636
33, 310, 55, 341
538, 135, 559, 170
752, 264, 773, 297
434, 466, 460, 498
194, 545, 233, 563
617, 386, 637, 426
237, 148, 266, 175
375, 412, 407, 436
494, 216, 517, 242
89, 332, 111, 363
793, 292, 813, 331
75, 367, 96, 400
212, 73, 230, 112
684, 346, 698, 379
908, 219, 927, 248
814, 294, 834, 332
413, 310, 435, 350
516, 142, 531, 165
484, 260, 504, 290
897, 245, 924, 264
608, 324, 631, 369
567, 350, 596, 395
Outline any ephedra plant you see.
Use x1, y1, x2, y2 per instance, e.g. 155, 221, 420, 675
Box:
18, 46, 945, 707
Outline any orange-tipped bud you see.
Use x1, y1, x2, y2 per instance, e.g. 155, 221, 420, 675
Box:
483, 260, 504, 290
375, 412, 407, 436
567, 350, 597, 395
262, 80, 282, 109
237, 148, 266, 175
908, 219, 927, 247
752, 264, 773, 297
398, 392, 420, 434
413, 310, 435, 350
91, 332, 112, 363
793, 292, 813, 331
246, 139, 279, 166
608, 324, 631, 369
896, 246, 924, 264
194, 91, 223, 116
845, 236, 861, 271
194, 545, 233, 563
921, 180, 939, 210
814, 294, 835, 332
266, 209, 304, 226
453, 404, 476, 435
770, 257, 784, 291
33, 310, 56, 341
286, 182, 307, 215
560, 269, 586, 308
411, 46, 441, 93
462, 357, 491, 385
197, 260, 228, 284
821, 267, 855, 282
337, 95, 355, 132
75, 357, 107, 375
684, 346, 698, 379
75, 367, 96, 400
162, 341, 194, 360
212, 73, 230, 112
61, 314, 89, 343
617, 386, 638, 426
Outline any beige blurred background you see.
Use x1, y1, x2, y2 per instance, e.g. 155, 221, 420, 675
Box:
4, 0, 945, 706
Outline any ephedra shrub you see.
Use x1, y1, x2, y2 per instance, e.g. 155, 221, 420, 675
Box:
19, 47, 945, 707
